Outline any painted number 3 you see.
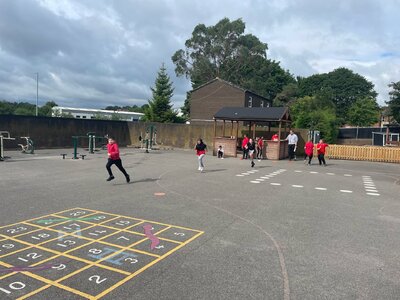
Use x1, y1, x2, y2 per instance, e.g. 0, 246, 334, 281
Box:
89, 275, 107, 284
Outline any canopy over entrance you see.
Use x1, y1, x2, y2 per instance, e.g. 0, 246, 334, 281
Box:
213, 107, 292, 159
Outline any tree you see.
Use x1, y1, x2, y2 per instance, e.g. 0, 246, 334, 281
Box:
144, 64, 178, 123
387, 81, 400, 123
273, 83, 299, 106
172, 18, 294, 115
347, 97, 379, 126
298, 67, 377, 122
290, 94, 338, 143
39, 101, 58, 117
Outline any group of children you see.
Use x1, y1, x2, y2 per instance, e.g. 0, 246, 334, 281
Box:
104, 135, 329, 181
304, 139, 329, 166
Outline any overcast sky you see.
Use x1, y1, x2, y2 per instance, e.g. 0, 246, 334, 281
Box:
0, 0, 399, 109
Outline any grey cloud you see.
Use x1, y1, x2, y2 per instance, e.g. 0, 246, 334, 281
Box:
0, 0, 399, 108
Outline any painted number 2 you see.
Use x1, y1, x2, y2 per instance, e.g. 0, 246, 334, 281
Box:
88, 275, 107, 284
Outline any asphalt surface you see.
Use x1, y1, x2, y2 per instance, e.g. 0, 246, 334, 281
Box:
1, 147, 400, 299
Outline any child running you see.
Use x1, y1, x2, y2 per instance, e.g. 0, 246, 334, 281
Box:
195, 139, 207, 172
304, 139, 314, 165
106, 137, 130, 182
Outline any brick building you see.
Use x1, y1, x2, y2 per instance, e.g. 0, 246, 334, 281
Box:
190, 78, 271, 123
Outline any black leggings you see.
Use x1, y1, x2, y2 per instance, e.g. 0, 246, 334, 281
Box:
106, 159, 128, 177
305, 154, 313, 164
318, 154, 326, 165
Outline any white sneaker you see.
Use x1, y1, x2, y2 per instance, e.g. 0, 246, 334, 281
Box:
198, 167, 201, 171
221, 157, 224, 159
200, 167, 204, 172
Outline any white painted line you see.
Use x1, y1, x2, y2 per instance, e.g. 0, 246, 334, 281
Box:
236, 174, 245, 177
294, 170, 302, 173
364, 184, 376, 187
315, 187, 327, 191
248, 171, 257, 174
344, 174, 352, 177
310, 171, 318, 174
326, 173, 335, 175
253, 170, 259, 172
280, 169, 287, 171
260, 177, 270, 179
250, 181, 260, 183
241, 173, 250, 175
363, 181, 374, 184
255, 179, 265, 181
366, 189, 378, 192
362, 176, 371, 178
270, 183, 281, 186
366, 193, 380, 196
340, 190, 353, 193
292, 185, 304, 188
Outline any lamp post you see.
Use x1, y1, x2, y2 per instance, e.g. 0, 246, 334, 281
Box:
35, 72, 39, 116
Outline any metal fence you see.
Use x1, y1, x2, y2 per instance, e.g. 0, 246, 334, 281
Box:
323, 144, 400, 163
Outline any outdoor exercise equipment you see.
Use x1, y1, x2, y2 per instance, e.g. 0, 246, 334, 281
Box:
18, 137, 34, 154
0, 131, 16, 161
144, 125, 156, 153
72, 132, 108, 159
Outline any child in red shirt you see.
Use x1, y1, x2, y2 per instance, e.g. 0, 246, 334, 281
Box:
316, 139, 328, 166
304, 139, 314, 165
257, 137, 264, 160
241, 135, 249, 159
106, 137, 130, 182
195, 139, 207, 172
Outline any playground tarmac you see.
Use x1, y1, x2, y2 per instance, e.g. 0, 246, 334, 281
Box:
1, 147, 400, 300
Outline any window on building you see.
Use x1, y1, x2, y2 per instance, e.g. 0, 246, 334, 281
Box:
260, 100, 264, 107
248, 96, 253, 108
76, 115, 81, 118
82, 116, 87, 119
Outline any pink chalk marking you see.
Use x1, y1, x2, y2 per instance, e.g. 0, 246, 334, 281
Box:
143, 224, 160, 250
0, 263, 56, 273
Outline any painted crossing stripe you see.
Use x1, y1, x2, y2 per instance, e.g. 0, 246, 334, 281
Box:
367, 193, 380, 196
366, 189, 378, 192
294, 170, 302, 173
326, 173, 335, 175
250, 181, 260, 183
310, 171, 318, 174
292, 185, 303, 188
344, 174, 352, 177
315, 187, 327, 190
270, 183, 281, 186
236, 174, 245, 177
340, 190, 353, 193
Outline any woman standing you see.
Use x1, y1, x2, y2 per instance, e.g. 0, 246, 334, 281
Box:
106, 137, 130, 182
195, 139, 207, 172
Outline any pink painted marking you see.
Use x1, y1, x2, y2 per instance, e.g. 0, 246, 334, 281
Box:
143, 224, 160, 250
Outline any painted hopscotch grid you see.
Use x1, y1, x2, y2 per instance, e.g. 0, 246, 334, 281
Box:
0, 208, 204, 299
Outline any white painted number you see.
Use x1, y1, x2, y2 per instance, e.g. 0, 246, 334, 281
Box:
115, 220, 130, 226
174, 232, 185, 237
155, 245, 164, 249
1, 243, 15, 249
52, 264, 66, 271
89, 248, 102, 255
88, 275, 107, 284
6, 227, 27, 234
31, 233, 51, 240
56, 240, 76, 248
93, 216, 106, 221
124, 257, 138, 264
0, 282, 26, 294
70, 211, 86, 217
117, 236, 129, 241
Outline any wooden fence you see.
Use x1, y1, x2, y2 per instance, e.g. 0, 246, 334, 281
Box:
322, 144, 400, 163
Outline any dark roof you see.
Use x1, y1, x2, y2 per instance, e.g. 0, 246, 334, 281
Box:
214, 107, 291, 122
191, 78, 269, 101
